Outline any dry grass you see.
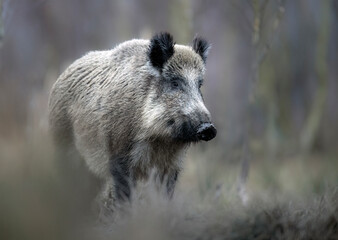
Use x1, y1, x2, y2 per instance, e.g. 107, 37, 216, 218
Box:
0, 133, 337, 240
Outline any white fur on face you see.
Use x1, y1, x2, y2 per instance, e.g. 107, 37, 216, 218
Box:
180, 68, 210, 119
142, 94, 165, 129
182, 95, 210, 118
141, 91, 174, 139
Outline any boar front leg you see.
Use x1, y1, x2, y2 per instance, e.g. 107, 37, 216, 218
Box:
110, 155, 131, 202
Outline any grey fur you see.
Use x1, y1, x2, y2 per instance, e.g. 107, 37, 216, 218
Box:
48, 33, 215, 207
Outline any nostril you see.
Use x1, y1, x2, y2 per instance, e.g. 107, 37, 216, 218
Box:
197, 123, 217, 141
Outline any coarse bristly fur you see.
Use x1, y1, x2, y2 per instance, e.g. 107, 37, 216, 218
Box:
48, 32, 215, 211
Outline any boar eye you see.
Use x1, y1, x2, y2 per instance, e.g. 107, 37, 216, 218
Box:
171, 79, 180, 89
198, 79, 203, 88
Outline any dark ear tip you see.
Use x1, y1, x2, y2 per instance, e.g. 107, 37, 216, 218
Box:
152, 32, 174, 43
148, 32, 175, 69
192, 36, 211, 63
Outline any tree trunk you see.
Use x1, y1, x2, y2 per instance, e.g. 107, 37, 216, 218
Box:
300, 0, 330, 153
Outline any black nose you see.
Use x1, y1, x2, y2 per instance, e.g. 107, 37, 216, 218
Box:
197, 123, 217, 141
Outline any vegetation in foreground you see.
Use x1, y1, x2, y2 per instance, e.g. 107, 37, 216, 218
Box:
0, 135, 337, 240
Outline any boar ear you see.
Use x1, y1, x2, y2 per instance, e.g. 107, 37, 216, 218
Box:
148, 32, 175, 70
192, 36, 210, 63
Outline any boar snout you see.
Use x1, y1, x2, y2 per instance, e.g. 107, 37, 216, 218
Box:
197, 123, 217, 141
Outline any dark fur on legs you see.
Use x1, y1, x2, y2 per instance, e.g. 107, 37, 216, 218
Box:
110, 156, 131, 202
166, 170, 179, 198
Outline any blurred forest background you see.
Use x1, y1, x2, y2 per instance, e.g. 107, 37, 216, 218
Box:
0, 0, 338, 239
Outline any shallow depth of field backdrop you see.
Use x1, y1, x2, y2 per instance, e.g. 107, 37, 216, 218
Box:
0, 1, 337, 240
